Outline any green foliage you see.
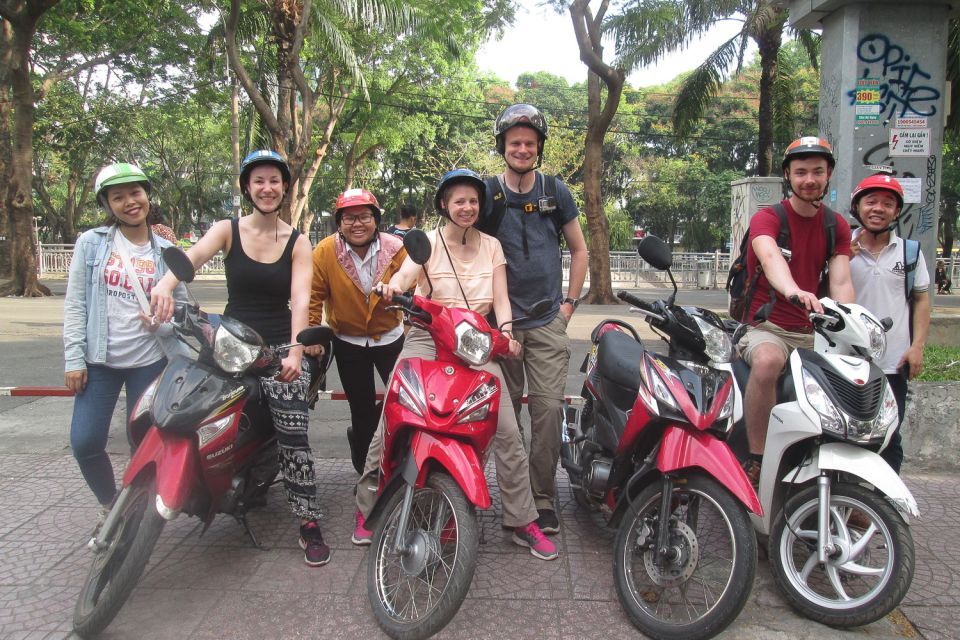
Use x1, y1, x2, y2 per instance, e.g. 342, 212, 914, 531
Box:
916, 345, 960, 382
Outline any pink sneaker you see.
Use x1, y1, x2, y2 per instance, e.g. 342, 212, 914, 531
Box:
352, 510, 373, 546
512, 522, 558, 560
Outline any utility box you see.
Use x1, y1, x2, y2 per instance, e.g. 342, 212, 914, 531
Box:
696, 262, 713, 289
729, 177, 783, 263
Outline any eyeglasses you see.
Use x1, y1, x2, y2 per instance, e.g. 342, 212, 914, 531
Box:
341, 214, 374, 225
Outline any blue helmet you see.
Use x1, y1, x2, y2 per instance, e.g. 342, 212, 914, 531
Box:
239, 150, 291, 200
434, 168, 486, 217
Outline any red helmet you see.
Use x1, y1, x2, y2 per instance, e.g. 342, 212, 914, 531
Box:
851, 174, 904, 210
782, 136, 835, 172
333, 188, 381, 225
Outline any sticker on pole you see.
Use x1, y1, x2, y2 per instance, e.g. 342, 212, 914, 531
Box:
888, 128, 930, 156
855, 78, 882, 126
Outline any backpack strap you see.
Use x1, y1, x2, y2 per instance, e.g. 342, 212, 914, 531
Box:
822, 206, 837, 258
541, 174, 564, 241
752, 203, 791, 323
903, 238, 920, 300
479, 175, 507, 237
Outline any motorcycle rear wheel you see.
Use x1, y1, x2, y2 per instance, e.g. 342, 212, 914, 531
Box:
769, 482, 915, 627
614, 474, 757, 640
73, 475, 166, 638
368, 472, 478, 640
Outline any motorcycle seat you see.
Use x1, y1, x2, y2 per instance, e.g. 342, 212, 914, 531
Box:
597, 330, 644, 392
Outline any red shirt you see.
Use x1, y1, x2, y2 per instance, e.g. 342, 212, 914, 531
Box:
746, 200, 851, 331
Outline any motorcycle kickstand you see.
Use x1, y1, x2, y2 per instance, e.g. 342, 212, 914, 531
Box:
236, 511, 269, 550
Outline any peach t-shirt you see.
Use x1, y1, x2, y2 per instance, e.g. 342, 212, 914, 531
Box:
415, 228, 506, 316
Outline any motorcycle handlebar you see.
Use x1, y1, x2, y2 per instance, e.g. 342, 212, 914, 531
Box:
387, 292, 432, 325
617, 290, 656, 314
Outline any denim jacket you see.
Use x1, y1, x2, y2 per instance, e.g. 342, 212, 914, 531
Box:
63, 225, 188, 372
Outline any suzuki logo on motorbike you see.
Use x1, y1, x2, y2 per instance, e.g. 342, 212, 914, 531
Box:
205, 443, 234, 459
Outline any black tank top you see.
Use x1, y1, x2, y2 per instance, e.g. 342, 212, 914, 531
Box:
223, 217, 299, 345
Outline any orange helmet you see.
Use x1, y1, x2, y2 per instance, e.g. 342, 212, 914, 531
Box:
782, 136, 835, 172
333, 188, 381, 225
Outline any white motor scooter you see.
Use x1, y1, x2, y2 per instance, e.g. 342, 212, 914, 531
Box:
722, 298, 917, 628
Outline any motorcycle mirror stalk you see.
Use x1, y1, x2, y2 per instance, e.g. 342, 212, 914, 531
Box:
636, 235, 678, 305
161, 246, 201, 315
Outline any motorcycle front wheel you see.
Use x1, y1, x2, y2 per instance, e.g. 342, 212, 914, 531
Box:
73, 475, 166, 638
368, 471, 478, 640
614, 474, 757, 640
769, 482, 915, 627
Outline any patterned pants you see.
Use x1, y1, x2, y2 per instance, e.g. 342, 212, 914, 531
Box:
260, 354, 323, 521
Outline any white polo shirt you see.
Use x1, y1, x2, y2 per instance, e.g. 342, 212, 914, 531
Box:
850, 231, 929, 373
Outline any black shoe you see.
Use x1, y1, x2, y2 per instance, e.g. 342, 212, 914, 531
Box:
535, 509, 560, 535
299, 521, 331, 567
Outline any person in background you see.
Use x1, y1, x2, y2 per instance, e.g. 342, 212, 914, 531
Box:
386, 203, 417, 238
152, 150, 330, 567
936, 260, 952, 294
353, 169, 558, 561
849, 174, 930, 474
477, 103, 588, 535
307, 188, 407, 474
64, 162, 185, 527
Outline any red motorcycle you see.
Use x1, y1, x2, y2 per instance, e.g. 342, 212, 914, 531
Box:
560, 235, 761, 640
73, 247, 330, 638
363, 231, 548, 640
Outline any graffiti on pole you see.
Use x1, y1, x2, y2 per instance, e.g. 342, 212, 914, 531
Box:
846, 34, 941, 122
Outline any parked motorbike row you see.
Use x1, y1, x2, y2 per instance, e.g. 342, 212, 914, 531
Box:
73, 232, 918, 640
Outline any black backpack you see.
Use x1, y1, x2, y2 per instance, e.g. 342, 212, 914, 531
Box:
477, 173, 565, 257
726, 202, 837, 323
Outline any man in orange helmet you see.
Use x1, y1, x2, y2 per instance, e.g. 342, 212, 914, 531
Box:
307, 188, 407, 474
738, 137, 855, 486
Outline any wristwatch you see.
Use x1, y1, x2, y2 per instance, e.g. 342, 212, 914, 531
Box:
562, 297, 580, 309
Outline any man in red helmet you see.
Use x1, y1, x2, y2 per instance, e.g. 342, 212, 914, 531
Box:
849, 174, 930, 474
738, 136, 855, 486
307, 188, 407, 473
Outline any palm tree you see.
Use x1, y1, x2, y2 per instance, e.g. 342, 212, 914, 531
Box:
607, 0, 820, 176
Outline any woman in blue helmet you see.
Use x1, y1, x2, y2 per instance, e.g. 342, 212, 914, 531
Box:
351, 168, 559, 561
151, 150, 330, 567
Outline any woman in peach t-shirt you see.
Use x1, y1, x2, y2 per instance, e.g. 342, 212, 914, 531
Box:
351, 169, 558, 561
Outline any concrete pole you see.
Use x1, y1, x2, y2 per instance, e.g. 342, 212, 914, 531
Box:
788, 0, 958, 285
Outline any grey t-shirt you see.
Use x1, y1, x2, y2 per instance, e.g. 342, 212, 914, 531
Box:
482, 172, 579, 329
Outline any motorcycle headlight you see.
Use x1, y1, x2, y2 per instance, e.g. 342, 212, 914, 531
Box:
197, 414, 234, 448
456, 379, 497, 424
454, 322, 492, 366
861, 313, 887, 361
132, 376, 160, 421
397, 361, 426, 418
717, 385, 734, 420
801, 368, 845, 436
648, 366, 679, 412
213, 323, 263, 373
694, 316, 733, 364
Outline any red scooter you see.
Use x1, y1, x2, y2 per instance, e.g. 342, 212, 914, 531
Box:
73, 247, 330, 638
364, 230, 548, 640
560, 235, 761, 640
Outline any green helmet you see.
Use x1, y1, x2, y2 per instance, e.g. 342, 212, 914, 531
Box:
95, 162, 151, 210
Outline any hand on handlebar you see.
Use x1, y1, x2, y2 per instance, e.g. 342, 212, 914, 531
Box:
150, 281, 176, 323
276, 352, 302, 383
787, 289, 823, 314
506, 338, 522, 358
375, 282, 404, 303
304, 344, 325, 358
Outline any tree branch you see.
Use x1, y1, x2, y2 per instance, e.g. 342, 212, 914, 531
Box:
225, 0, 281, 137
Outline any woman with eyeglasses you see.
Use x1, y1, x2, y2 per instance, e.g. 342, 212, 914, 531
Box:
151, 150, 329, 567
306, 189, 408, 475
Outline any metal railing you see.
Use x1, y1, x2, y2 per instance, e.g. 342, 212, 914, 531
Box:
38, 243, 960, 291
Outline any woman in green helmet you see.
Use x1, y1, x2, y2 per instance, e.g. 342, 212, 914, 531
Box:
63, 162, 185, 524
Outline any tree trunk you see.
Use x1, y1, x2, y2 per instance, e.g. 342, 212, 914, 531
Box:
0, 11, 50, 296
569, 0, 623, 304
230, 73, 241, 217
754, 16, 784, 177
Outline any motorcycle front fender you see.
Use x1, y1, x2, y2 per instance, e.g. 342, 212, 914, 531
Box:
122, 426, 200, 519
785, 443, 920, 518
658, 425, 763, 516
411, 431, 491, 509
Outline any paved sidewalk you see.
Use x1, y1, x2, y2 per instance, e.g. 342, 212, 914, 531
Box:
1, 445, 957, 639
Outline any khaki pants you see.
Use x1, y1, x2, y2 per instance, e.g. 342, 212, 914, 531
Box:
738, 321, 814, 365
355, 329, 538, 528
499, 313, 571, 510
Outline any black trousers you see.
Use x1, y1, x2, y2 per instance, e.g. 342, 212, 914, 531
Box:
881, 372, 909, 474
333, 335, 404, 472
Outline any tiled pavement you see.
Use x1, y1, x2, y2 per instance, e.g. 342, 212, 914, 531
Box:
1, 454, 958, 640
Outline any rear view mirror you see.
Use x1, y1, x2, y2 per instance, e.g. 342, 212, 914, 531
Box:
636, 235, 672, 271
403, 229, 432, 265
162, 246, 195, 283
297, 326, 334, 347
526, 298, 553, 320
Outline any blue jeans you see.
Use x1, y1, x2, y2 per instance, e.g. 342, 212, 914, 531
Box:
70, 359, 167, 504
